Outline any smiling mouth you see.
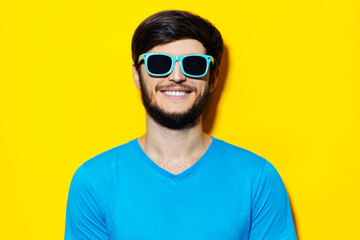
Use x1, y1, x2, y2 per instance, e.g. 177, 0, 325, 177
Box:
161, 90, 192, 96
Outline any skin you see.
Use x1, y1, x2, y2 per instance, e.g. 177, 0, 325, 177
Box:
132, 39, 218, 174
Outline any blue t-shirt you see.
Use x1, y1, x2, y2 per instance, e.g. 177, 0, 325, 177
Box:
65, 137, 297, 240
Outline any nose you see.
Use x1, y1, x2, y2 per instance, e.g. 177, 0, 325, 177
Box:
168, 61, 186, 83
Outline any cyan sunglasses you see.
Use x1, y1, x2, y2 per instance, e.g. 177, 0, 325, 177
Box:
138, 53, 214, 78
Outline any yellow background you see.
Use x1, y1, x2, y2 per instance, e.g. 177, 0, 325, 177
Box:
1, 0, 359, 239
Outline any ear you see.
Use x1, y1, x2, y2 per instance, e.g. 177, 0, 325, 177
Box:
132, 64, 141, 89
209, 69, 219, 93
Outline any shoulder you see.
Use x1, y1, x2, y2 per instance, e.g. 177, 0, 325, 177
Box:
72, 139, 138, 184
211, 137, 284, 183
212, 137, 268, 169
83, 139, 136, 168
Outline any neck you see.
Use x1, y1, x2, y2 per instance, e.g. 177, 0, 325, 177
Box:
138, 114, 212, 167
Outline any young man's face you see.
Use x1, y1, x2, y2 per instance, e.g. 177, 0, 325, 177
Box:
133, 39, 213, 129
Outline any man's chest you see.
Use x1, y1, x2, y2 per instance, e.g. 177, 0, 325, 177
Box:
153, 159, 198, 175
105, 176, 252, 240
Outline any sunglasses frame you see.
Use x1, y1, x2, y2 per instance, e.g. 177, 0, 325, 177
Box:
138, 53, 214, 78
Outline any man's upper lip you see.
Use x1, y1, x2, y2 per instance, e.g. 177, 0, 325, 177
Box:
159, 88, 193, 92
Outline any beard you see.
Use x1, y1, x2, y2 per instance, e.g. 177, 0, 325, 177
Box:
139, 76, 210, 130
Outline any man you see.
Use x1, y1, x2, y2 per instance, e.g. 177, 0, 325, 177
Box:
65, 10, 297, 240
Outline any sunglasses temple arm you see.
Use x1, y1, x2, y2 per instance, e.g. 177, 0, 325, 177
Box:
138, 55, 144, 64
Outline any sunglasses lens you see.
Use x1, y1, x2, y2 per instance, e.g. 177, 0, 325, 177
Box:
147, 55, 172, 75
183, 56, 207, 76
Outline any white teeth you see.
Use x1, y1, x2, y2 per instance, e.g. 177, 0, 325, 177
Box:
163, 91, 188, 96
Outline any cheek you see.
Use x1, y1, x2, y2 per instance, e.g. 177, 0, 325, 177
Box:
140, 65, 147, 76
139, 70, 155, 91
197, 82, 210, 94
195, 74, 211, 92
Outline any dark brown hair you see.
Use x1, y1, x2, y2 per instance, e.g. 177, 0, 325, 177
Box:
131, 10, 223, 80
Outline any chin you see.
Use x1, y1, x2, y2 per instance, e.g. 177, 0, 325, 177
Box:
161, 106, 193, 115
143, 98, 207, 130
138, 76, 210, 130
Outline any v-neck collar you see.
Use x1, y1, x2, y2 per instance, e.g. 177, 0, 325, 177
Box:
132, 136, 218, 184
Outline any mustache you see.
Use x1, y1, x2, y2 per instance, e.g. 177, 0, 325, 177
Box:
155, 82, 197, 92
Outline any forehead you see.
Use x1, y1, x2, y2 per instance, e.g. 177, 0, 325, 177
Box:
148, 39, 206, 56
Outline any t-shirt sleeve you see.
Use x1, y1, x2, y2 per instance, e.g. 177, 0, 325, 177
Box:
249, 161, 297, 240
65, 164, 108, 240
